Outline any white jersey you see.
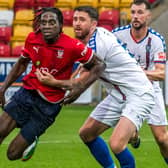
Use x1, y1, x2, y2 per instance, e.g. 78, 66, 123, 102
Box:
112, 24, 167, 92
112, 25, 167, 126
87, 27, 153, 98
88, 27, 155, 130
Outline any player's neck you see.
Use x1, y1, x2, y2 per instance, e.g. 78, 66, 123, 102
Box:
81, 28, 96, 45
131, 27, 148, 42
82, 36, 91, 45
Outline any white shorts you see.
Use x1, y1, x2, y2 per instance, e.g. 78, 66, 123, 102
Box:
90, 92, 155, 131
146, 90, 168, 125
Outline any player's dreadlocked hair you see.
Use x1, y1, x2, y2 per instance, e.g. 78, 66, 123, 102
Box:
33, 7, 63, 34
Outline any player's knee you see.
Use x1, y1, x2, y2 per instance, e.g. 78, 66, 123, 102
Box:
79, 128, 94, 143
79, 127, 87, 142
109, 139, 124, 154
156, 132, 168, 146
7, 147, 22, 160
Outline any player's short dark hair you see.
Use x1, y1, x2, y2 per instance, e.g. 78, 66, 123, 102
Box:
131, 0, 151, 10
74, 6, 99, 21
33, 7, 63, 34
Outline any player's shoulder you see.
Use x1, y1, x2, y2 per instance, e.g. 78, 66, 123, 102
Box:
96, 27, 116, 40
112, 24, 131, 33
148, 27, 165, 42
148, 27, 166, 50
25, 32, 43, 44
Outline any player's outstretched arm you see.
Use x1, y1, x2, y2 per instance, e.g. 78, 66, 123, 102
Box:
0, 56, 30, 107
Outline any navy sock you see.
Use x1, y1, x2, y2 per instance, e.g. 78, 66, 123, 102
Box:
85, 136, 114, 168
164, 158, 168, 164
115, 148, 135, 168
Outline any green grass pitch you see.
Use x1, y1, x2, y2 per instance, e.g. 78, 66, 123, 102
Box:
0, 105, 168, 168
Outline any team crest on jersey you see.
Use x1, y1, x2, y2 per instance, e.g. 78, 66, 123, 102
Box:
57, 50, 64, 58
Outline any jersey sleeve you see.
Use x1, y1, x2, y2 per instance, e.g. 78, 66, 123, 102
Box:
153, 37, 167, 64
72, 40, 93, 64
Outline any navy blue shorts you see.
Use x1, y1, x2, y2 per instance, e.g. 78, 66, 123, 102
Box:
4, 87, 62, 144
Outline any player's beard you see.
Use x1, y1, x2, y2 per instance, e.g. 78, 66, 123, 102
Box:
75, 28, 90, 41
132, 21, 146, 30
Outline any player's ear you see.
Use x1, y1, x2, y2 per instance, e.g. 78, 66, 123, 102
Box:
147, 11, 152, 24
92, 20, 98, 27
90, 20, 97, 32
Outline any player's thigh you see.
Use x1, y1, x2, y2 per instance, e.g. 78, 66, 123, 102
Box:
21, 102, 62, 145
90, 94, 124, 128
0, 111, 16, 138
111, 116, 136, 144
150, 125, 168, 140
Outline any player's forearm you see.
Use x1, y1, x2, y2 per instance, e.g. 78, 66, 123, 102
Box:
76, 61, 105, 92
50, 79, 73, 89
1, 58, 28, 93
144, 69, 165, 81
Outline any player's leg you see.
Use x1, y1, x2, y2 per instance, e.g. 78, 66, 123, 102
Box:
109, 116, 136, 168
150, 125, 168, 164
0, 111, 17, 144
147, 91, 168, 164
110, 92, 154, 168
79, 94, 121, 168
79, 117, 115, 168
19, 94, 62, 161
7, 133, 30, 160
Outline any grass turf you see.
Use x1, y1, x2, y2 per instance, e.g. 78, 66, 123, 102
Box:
0, 105, 168, 168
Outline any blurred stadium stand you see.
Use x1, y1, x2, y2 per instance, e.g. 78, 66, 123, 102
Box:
0, 0, 164, 58
0, 0, 166, 104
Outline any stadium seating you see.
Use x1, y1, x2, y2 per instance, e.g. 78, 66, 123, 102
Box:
77, 0, 98, 8
62, 9, 74, 26
13, 9, 34, 25
0, 43, 10, 57
98, 0, 119, 9
0, 10, 14, 26
0, 0, 15, 9
12, 45, 24, 57
12, 25, 33, 41
98, 9, 120, 31
119, 0, 133, 8
34, 0, 55, 10
55, 0, 77, 9
14, 0, 34, 12
63, 26, 75, 38
0, 26, 12, 43
120, 8, 131, 25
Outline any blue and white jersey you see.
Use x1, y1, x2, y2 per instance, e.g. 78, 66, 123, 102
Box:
87, 27, 153, 97
112, 24, 167, 91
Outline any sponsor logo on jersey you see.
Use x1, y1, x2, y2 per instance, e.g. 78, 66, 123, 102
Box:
81, 46, 88, 56
39, 67, 58, 75
158, 52, 166, 60
33, 46, 40, 53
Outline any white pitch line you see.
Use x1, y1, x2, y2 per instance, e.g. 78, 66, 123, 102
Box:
1, 138, 155, 145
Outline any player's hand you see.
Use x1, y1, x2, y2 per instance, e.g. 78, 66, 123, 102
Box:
62, 81, 84, 105
35, 69, 55, 86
